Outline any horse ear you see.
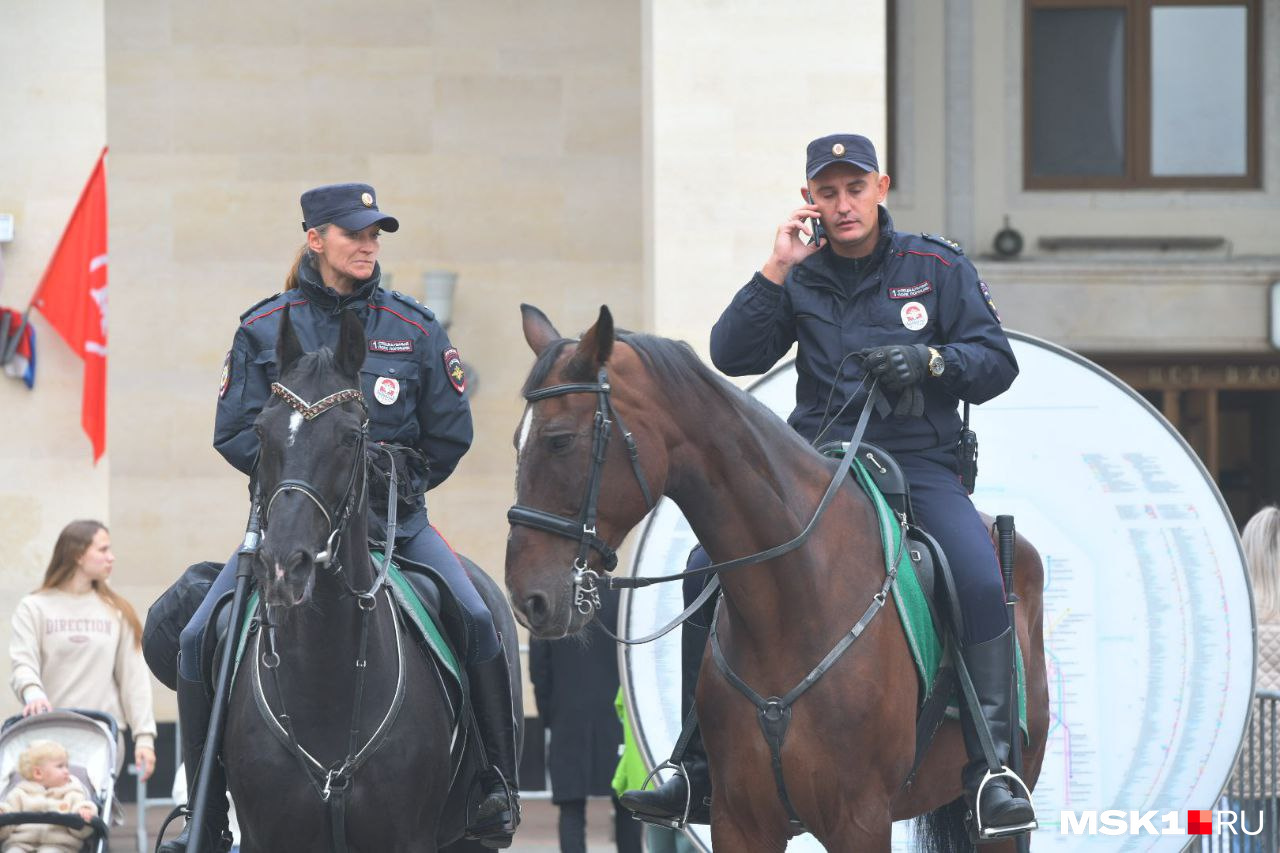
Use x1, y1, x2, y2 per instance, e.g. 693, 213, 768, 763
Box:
335, 309, 366, 378
277, 305, 304, 374
521, 304, 561, 356
568, 305, 614, 378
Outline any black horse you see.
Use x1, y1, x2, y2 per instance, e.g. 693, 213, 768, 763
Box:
221, 307, 518, 852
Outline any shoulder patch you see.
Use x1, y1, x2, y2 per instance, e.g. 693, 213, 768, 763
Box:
443, 347, 466, 394
390, 290, 437, 323
978, 280, 1002, 323
920, 233, 964, 255
238, 292, 283, 322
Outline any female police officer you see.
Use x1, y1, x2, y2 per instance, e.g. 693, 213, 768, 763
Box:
161, 184, 518, 852
621, 135, 1035, 840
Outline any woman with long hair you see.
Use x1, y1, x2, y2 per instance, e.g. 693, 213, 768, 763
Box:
9, 519, 157, 782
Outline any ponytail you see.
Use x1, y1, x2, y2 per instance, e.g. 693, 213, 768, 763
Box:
284, 245, 308, 291
284, 224, 331, 291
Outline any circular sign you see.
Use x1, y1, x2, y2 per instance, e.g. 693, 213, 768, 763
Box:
619, 331, 1254, 850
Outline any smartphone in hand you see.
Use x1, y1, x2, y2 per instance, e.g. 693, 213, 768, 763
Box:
804, 191, 826, 247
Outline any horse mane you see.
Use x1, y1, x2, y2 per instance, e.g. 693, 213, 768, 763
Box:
521, 329, 812, 455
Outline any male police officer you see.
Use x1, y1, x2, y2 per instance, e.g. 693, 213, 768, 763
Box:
621, 134, 1035, 839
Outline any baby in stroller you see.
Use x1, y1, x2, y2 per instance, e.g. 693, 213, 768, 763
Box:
0, 711, 116, 853
0, 740, 97, 852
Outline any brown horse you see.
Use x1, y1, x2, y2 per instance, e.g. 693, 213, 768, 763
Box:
505, 305, 1048, 852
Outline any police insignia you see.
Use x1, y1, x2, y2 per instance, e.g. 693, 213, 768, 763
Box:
888, 281, 933, 299
921, 232, 964, 254
219, 351, 231, 399
979, 280, 1002, 323
369, 339, 413, 354
443, 347, 466, 394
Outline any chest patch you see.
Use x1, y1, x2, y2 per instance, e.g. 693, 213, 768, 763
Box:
369, 339, 413, 354
900, 301, 929, 331
888, 281, 933, 300
374, 377, 401, 405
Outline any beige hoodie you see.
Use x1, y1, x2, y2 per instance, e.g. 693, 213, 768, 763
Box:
8, 589, 156, 749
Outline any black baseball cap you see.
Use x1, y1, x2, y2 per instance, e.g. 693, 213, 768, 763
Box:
805, 134, 879, 179
300, 183, 400, 232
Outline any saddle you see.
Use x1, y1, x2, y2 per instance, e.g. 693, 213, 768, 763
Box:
816, 440, 967, 648
817, 441, 1028, 783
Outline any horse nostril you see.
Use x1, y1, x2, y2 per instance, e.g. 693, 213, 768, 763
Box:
524, 593, 549, 623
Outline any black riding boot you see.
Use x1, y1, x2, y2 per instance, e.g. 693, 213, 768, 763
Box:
960, 628, 1037, 842
619, 610, 712, 825
159, 670, 232, 853
466, 652, 521, 849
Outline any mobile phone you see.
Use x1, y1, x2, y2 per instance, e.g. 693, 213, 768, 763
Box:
804, 191, 826, 247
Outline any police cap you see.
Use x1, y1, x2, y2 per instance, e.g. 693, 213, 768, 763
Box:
805, 134, 879, 180
300, 183, 400, 233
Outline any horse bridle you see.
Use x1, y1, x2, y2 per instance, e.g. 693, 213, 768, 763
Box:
507, 367, 656, 614
262, 381, 370, 583
254, 380, 411, 853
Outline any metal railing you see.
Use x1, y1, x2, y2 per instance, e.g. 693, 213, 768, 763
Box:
1196, 689, 1280, 852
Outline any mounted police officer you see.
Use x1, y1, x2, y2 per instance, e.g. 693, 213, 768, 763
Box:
620, 135, 1036, 839
160, 184, 519, 852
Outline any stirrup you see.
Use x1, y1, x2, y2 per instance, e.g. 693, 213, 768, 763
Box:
967, 766, 1038, 843
629, 760, 693, 830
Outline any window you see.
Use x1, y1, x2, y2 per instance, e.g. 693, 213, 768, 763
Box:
1025, 0, 1260, 189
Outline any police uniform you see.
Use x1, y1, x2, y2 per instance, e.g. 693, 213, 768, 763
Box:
622, 136, 1036, 839
182, 197, 495, 683
161, 184, 518, 853
709, 204, 1017, 646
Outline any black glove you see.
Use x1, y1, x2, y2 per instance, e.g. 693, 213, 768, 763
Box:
861, 344, 930, 390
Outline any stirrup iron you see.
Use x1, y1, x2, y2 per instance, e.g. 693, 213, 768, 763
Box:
631, 759, 693, 830
970, 765, 1038, 842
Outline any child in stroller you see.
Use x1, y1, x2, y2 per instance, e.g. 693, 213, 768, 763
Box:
0, 711, 117, 853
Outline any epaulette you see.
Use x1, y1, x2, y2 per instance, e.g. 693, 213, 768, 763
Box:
920, 233, 964, 255
390, 290, 437, 322
239, 292, 282, 322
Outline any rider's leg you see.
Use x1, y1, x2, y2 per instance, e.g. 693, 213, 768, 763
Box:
902, 454, 1035, 835
619, 546, 713, 824
160, 551, 240, 853
397, 524, 519, 846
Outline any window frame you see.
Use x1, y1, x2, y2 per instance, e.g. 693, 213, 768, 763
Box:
1023, 0, 1261, 190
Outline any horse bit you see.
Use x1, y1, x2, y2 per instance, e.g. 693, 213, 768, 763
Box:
507, 367, 655, 614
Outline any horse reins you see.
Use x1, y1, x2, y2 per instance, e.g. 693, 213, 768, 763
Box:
507, 367, 656, 614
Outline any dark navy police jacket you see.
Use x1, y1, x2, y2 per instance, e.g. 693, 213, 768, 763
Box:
710, 208, 1017, 459
214, 259, 473, 535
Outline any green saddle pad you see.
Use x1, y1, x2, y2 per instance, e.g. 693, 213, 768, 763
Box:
233, 556, 462, 689
848, 458, 1027, 733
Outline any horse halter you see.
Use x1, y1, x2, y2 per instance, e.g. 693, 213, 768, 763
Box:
262, 381, 368, 573
507, 367, 655, 614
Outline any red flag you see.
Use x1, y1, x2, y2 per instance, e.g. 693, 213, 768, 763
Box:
30, 148, 108, 462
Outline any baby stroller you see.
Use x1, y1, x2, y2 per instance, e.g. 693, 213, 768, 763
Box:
0, 709, 117, 853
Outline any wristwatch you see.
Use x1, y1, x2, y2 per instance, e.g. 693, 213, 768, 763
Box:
927, 347, 945, 377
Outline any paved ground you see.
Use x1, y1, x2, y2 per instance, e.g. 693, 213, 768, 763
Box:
112, 795, 624, 852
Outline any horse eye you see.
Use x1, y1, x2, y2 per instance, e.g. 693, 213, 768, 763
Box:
547, 433, 574, 454
341, 431, 360, 447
